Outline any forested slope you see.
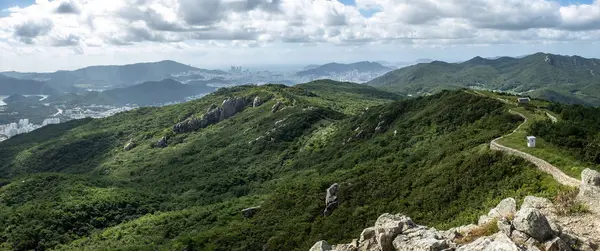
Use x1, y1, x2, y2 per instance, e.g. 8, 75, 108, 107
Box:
0, 81, 563, 251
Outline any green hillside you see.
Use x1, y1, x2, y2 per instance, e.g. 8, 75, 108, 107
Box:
51, 79, 216, 106
368, 53, 600, 105
0, 81, 564, 250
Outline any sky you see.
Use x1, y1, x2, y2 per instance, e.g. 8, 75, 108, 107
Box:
1, 0, 600, 72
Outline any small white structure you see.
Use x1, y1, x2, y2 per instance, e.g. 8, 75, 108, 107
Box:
517, 97, 530, 104
527, 136, 536, 148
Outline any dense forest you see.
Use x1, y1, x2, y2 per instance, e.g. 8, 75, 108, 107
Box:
529, 103, 600, 164
0, 82, 564, 250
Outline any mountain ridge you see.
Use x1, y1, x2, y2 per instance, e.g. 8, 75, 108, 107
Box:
368, 52, 600, 105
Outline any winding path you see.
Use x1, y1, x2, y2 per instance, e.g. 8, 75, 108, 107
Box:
490, 110, 580, 187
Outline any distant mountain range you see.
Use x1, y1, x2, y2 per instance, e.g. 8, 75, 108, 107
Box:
368, 53, 600, 105
0, 75, 58, 96
1, 60, 221, 92
296, 61, 391, 77
52, 79, 217, 106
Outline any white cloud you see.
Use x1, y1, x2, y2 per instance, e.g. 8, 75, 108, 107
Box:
1, 0, 600, 71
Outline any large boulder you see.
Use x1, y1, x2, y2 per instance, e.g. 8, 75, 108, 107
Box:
578, 168, 600, 214
489, 198, 517, 219
310, 241, 332, 251
479, 198, 517, 226
512, 208, 554, 242
324, 183, 339, 216
220, 97, 248, 121
253, 96, 263, 107
358, 214, 418, 251
173, 98, 249, 134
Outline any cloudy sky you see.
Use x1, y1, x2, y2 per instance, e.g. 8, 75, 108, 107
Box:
1, 0, 600, 72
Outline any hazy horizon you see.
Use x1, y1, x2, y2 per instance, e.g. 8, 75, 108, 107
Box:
2, 0, 600, 72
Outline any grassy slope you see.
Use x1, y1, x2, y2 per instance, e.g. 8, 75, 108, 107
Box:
0, 83, 565, 251
472, 90, 598, 178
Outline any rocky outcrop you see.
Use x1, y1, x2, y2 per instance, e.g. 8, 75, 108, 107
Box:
155, 136, 168, 148
578, 168, 600, 214
241, 206, 261, 219
253, 96, 263, 107
311, 196, 597, 251
324, 183, 339, 216
173, 97, 249, 134
123, 140, 136, 151
512, 208, 554, 241
272, 101, 283, 113
478, 197, 517, 225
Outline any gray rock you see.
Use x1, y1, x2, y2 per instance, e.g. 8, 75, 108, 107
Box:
392, 228, 450, 251
310, 241, 333, 251
497, 218, 513, 236
272, 101, 283, 113
241, 206, 261, 218
582, 168, 600, 187
253, 96, 263, 107
511, 230, 531, 243
220, 97, 248, 121
123, 140, 136, 151
457, 232, 520, 251
333, 240, 358, 251
174, 98, 249, 134
489, 198, 517, 219
155, 136, 168, 148
545, 237, 572, 251
513, 208, 554, 242
324, 183, 340, 216
522, 196, 554, 211
358, 214, 419, 251
578, 168, 600, 214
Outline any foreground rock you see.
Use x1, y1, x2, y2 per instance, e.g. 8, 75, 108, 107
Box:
578, 168, 600, 214
311, 195, 598, 251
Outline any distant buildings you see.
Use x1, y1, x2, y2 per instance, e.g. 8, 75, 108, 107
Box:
0, 118, 59, 142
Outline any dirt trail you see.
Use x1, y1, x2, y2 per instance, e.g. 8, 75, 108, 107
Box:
490, 111, 580, 187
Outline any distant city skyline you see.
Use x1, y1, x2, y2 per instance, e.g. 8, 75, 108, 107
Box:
2, 0, 600, 72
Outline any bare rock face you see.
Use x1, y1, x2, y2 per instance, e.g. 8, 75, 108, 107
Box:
220, 97, 247, 121
253, 96, 263, 107
512, 208, 554, 242
324, 183, 339, 216
578, 168, 600, 214
173, 97, 249, 134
